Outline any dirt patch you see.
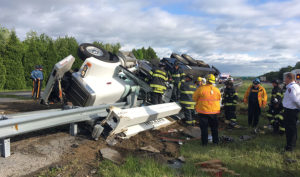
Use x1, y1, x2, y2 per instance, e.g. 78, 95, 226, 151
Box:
0, 101, 191, 177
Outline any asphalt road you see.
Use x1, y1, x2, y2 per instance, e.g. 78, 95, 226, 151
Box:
0, 91, 43, 102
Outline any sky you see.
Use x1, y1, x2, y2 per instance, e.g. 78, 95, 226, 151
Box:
0, 0, 300, 76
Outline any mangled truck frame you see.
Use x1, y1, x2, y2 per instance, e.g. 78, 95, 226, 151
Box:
0, 43, 219, 157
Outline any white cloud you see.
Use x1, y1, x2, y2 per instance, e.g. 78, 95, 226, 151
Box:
0, 0, 300, 76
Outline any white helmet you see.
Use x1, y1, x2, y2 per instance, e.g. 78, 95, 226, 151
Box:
202, 78, 206, 84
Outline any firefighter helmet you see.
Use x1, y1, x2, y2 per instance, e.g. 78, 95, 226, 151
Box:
207, 74, 216, 84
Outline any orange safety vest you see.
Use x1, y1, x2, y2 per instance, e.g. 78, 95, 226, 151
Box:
193, 84, 221, 114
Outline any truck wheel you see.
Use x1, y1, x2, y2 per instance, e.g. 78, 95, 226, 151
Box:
170, 53, 189, 65
78, 43, 109, 61
181, 54, 198, 66
196, 60, 209, 67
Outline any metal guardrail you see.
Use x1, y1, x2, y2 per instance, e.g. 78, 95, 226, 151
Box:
0, 102, 126, 139
0, 102, 127, 157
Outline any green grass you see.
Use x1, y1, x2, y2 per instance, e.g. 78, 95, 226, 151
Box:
96, 80, 299, 177
98, 156, 176, 177
38, 80, 300, 177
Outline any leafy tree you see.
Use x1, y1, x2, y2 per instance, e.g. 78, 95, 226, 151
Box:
92, 41, 121, 54
23, 34, 43, 87
0, 57, 6, 89
132, 47, 159, 62
294, 62, 300, 69
0, 26, 10, 47
3, 31, 26, 89
43, 40, 58, 80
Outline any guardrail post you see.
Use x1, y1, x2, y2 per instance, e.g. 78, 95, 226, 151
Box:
0, 138, 11, 158
70, 123, 78, 136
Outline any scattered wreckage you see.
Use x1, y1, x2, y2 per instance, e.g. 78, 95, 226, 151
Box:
0, 43, 220, 157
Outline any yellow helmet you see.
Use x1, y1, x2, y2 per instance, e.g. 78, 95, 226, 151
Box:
207, 74, 216, 84
197, 77, 202, 82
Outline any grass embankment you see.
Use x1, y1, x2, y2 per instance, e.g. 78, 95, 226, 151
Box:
40, 81, 300, 177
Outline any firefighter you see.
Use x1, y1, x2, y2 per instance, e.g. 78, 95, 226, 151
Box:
30, 65, 39, 98
169, 62, 185, 101
282, 72, 300, 152
179, 74, 197, 125
222, 79, 239, 128
196, 77, 203, 87
266, 80, 285, 134
193, 74, 221, 145
150, 63, 168, 104
244, 78, 267, 133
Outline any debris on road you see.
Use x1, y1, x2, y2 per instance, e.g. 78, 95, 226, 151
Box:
168, 159, 184, 169
100, 148, 123, 164
182, 126, 201, 138
195, 159, 240, 176
219, 135, 234, 143
140, 145, 160, 153
239, 135, 254, 141
284, 158, 297, 164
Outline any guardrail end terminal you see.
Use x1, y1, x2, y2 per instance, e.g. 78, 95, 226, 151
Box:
0, 138, 11, 158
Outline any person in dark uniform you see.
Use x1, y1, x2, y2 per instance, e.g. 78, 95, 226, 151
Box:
222, 79, 239, 128
179, 74, 197, 125
169, 62, 185, 101
266, 80, 285, 134
282, 73, 300, 152
150, 63, 168, 104
30, 65, 39, 98
244, 78, 267, 133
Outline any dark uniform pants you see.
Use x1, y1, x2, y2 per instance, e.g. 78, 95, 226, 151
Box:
182, 107, 194, 122
248, 102, 261, 127
151, 92, 163, 105
284, 108, 298, 150
172, 83, 179, 101
197, 113, 219, 145
267, 106, 285, 134
224, 106, 236, 123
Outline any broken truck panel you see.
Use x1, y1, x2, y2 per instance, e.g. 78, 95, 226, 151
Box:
103, 102, 181, 137
41, 55, 75, 104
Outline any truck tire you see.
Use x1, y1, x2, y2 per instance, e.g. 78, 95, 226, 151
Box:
181, 54, 198, 66
196, 60, 209, 68
78, 43, 109, 61
170, 53, 189, 65
107, 52, 120, 63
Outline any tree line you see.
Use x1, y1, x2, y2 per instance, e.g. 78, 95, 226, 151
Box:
261, 62, 300, 82
0, 26, 158, 90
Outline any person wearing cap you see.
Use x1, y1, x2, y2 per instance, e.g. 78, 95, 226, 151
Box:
30, 65, 39, 98
196, 77, 203, 87
149, 62, 168, 104
193, 74, 221, 145
266, 80, 284, 134
169, 62, 185, 101
222, 79, 239, 128
35, 65, 44, 99
179, 74, 197, 125
244, 78, 267, 133
282, 72, 300, 152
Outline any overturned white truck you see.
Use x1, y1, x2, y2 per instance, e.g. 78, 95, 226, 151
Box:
39, 43, 220, 140
0, 43, 220, 157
